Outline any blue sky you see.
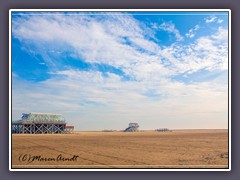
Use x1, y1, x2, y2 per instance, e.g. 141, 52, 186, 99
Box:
11, 11, 229, 130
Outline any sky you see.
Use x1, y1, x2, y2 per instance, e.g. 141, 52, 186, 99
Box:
11, 11, 229, 130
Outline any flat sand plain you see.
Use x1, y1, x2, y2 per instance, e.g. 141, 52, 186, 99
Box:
12, 129, 228, 169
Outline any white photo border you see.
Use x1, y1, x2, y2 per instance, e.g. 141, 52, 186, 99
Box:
9, 9, 231, 171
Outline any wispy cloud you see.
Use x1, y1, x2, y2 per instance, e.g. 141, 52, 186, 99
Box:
185, 25, 200, 38
205, 16, 217, 23
205, 16, 224, 24
12, 69, 228, 130
152, 21, 184, 41
164, 26, 228, 74
217, 19, 224, 24
12, 14, 228, 78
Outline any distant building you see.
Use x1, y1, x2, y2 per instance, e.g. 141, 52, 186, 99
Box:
12, 112, 74, 134
124, 123, 139, 132
155, 128, 171, 132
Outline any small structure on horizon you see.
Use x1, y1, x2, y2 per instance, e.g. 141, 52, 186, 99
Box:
12, 112, 74, 134
155, 128, 172, 132
124, 123, 139, 132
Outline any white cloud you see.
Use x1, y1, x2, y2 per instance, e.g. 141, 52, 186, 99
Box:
217, 19, 224, 24
194, 25, 200, 31
185, 25, 200, 38
153, 21, 184, 41
164, 26, 228, 74
211, 26, 228, 42
13, 14, 162, 70
12, 14, 227, 78
205, 16, 217, 23
12, 69, 228, 130
205, 16, 224, 24
185, 29, 195, 38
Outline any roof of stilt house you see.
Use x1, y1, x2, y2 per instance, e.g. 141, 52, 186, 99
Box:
20, 112, 66, 123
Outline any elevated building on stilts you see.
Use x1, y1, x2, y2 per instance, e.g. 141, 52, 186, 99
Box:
12, 112, 74, 134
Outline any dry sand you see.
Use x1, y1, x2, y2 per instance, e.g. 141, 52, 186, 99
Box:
11, 129, 228, 169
